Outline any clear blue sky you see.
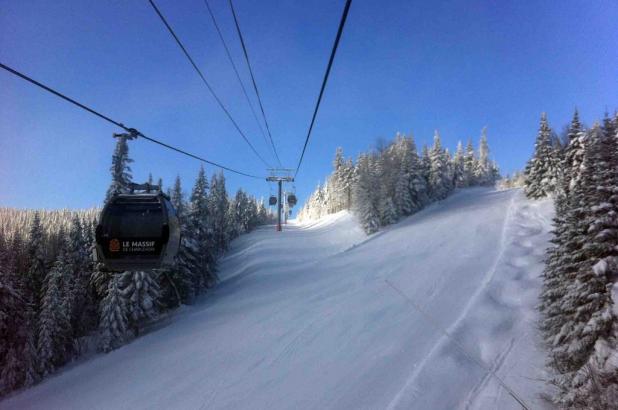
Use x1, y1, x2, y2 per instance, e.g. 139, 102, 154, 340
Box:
1, 0, 616, 209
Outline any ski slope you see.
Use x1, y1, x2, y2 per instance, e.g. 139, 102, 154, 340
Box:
1, 188, 555, 410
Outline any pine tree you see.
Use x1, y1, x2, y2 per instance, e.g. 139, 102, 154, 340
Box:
353, 154, 380, 234
556, 119, 618, 407
543, 124, 616, 407
209, 172, 230, 254
563, 110, 585, 198
394, 147, 415, 217
105, 134, 133, 202
379, 194, 398, 226
463, 139, 476, 186
428, 131, 451, 200
331, 147, 347, 212
38, 238, 72, 376
66, 214, 95, 339
474, 128, 492, 185
452, 141, 465, 188
524, 113, 560, 198
162, 175, 196, 305
98, 275, 129, 353
26, 211, 46, 311
0, 240, 30, 395
123, 271, 160, 335
189, 167, 216, 292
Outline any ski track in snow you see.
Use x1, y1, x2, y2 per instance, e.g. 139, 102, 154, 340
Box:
0, 188, 555, 410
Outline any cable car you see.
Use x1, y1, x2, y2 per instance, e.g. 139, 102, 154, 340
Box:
287, 193, 297, 207
94, 184, 180, 271
269, 195, 277, 206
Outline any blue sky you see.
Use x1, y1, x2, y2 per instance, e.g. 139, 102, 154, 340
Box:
1, 0, 617, 210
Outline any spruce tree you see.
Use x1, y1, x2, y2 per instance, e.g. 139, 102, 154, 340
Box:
524, 113, 560, 198
189, 167, 216, 291
105, 134, 133, 202
38, 238, 72, 376
98, 275, 129, 353
428, 131, 451, 200
557, 120, 618, 407
463, 139, 476, 186
474, 128, 493, 185
209, 172, 230, 254
353, 154, 380, 234
394, 146, 415, 217
452, 141, 465, 188
563, 110, 585, 198
66, 214, 95, 338
26, 211, 46, 311
0, 243, 30, 395
123, 271, 160, 335
163, 176, 196, 305
545, 125, 615, 406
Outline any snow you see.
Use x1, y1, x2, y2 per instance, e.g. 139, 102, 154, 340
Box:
593, 259, 608, 277
0, 188, 555, 410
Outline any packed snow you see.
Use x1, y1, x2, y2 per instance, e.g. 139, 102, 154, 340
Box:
1, 188, 555, 410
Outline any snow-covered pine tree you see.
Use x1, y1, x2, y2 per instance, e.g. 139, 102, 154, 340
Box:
474, 128, 492, 185
2, 229, 40, 390
443, 148, 455, 192
428, 131, 451, 200
546, 124, 615, 407
97, 275, 129, 353
233, 189, 253, 234
122, 271, 160, 336
66, 214, 96, 339
342, 158, 355, 210
162, 175, 196, 305
452, 141, 465, 188
331, 147, 347, 213
105, 133, 133, 202
353, 154, 380, 234
257, 200, 269, 225
246, 197, 260, 231
379, 197, 397, 226
189, 166, 216, 291
394, 143, 415, 217
524, 113, 560, 198
38, 235, 72, 376
0, 276, 25, 395
380, 139, 401, 207
0, 234, 31, 395
557, 117, 618, 407
463, 139, 476, 187
26, 211, 46, 311
209, 172, 230, 255
562, 110, 585, 199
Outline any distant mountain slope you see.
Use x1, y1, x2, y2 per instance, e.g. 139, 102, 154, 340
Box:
1, 188, 554, 410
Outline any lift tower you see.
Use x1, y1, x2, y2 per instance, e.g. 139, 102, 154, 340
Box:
266, 169, 294, 232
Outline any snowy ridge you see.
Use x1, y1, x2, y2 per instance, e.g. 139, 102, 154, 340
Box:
0, 188, 554, 410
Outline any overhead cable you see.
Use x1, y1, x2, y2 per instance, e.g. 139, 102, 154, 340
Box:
0, 62, 264, 179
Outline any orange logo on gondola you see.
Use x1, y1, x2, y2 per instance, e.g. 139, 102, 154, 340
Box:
109, 239, 121, 252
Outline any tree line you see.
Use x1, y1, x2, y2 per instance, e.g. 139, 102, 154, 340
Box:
525, 110, 618, 408
298, 129, 500, 233
0, 135, 269, 396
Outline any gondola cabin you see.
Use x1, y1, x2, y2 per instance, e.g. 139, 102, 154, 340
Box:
287, 193, 297, 207
269, 195, 277, 206
95, 191, 180, 271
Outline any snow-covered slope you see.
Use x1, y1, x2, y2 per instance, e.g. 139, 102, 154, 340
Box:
1, 188, 555, 410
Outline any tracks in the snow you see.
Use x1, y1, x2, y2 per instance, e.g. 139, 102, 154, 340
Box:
385, 190, 551, 410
